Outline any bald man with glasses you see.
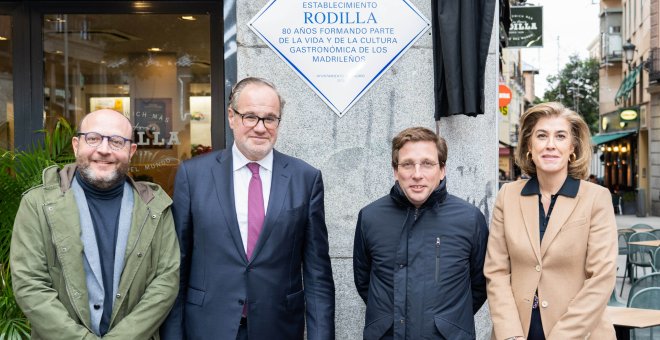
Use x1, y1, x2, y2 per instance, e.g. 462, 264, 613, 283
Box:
11, 109, 179, 339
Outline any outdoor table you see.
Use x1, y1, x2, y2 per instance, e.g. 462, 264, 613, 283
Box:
608, 306, 660, 340
619, 228, 653, 234
628, 240, 660, 247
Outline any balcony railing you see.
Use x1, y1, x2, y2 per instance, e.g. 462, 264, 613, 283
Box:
601, 33, 623, 62
649, 48, 660, 83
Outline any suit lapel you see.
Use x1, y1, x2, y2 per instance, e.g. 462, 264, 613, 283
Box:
251, 151, 290, 262
541, 195, 579, 257
520, 194, 542, 264
212, 150, 248, 263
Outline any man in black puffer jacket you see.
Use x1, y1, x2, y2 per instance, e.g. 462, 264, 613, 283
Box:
353, 127, 488, 340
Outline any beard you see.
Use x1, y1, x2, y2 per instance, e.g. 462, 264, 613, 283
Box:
77, 158, 129, 190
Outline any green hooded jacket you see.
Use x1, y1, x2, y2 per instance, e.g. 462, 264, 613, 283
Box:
10, 164, 179, 340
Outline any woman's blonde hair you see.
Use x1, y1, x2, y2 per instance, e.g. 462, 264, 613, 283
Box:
515, 102, 592, 179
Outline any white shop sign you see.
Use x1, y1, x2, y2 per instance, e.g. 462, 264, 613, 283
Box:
249, 0, 431, 117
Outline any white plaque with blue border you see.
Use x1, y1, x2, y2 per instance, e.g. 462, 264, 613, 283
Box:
249, 0, 431, 117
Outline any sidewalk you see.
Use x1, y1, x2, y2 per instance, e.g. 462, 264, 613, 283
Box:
615, 213, 660, 229
614, 214, 660, 305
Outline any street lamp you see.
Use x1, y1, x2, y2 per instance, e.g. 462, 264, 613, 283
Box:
622, 41, 636, 69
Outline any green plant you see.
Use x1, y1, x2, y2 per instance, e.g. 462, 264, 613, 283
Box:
0, 118, 75, 339
622, 191, 637, 203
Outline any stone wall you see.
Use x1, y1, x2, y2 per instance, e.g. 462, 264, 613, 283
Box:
237, 1, 498, 338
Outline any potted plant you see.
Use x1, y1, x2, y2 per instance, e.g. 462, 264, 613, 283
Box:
622, 190, 637, 215
0, 118, 75, 339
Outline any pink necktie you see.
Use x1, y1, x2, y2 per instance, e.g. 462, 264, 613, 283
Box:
246, 163, 264, 260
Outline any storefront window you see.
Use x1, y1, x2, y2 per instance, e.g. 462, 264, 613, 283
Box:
602, 137, 636, 190
0, 15, 12, 150
43, 14, 211, 194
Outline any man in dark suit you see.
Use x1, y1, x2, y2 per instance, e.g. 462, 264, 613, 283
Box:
161, 77, 335, 340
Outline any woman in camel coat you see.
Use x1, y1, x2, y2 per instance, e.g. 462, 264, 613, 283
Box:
484, 102, 618, 340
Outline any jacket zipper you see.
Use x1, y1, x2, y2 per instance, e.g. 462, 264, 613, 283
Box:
435, 237, 441, 283
414, 208, 419, 221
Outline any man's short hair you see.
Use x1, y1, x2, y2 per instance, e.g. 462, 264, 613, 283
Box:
228, 77, 285, 114
391, 127, 447, 169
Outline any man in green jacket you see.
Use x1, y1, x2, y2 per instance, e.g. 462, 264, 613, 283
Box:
10, 109, 179, 339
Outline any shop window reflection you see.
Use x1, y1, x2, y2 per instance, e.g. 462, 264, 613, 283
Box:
0, 15, 13, 151
42, 13, 211, 195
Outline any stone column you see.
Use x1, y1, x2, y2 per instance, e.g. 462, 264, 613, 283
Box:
238, 1, 498, 338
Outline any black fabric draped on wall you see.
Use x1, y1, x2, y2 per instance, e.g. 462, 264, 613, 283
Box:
432, 0, 496, 119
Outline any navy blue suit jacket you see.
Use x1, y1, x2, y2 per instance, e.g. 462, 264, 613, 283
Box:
161, 149, 335, 340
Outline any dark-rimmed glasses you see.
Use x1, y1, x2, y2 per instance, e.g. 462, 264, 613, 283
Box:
233, 109, 281, 129
76, 132, 132, 151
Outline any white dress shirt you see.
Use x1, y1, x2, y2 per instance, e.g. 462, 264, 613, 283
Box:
232, 143, 273, 253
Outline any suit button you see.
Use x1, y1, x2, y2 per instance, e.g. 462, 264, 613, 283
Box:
399, 264, 404, 269
238, 299, 245, 305
116, 293, 122, 299
93, 304, 101, 310
535, 265, 541, 272
541, 300, 548, 308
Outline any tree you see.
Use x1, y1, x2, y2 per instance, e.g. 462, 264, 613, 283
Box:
542, 54, 599, 134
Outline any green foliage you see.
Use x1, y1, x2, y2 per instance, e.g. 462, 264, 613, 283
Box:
543, 54, 600, 134
0, 118, 76, 339
622, 190, 637, 203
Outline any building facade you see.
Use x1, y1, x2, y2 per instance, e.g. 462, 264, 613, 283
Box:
1, 0, 499, 338
498, 48, 537, 182
596, 0, 651, 215
647, 0, 660, 215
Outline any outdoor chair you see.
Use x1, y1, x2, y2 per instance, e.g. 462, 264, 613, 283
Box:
631, 223, 654, 230
626, 232, 657, 284
653, 247, 660, 272
651, 229, 660, 240
608, 288, 625, 307
628, 287, 660, 340
626, 272, 660, 307
618, 230, 634, 281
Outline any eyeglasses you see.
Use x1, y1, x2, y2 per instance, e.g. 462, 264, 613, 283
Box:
396, 160, 441, 172
232, 109, 281, 129
76, 132, 132, 151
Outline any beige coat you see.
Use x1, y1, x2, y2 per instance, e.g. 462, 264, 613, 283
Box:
484, 179, 617, 340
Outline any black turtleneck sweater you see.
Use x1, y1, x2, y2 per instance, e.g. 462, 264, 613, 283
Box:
75, 171, 124, 336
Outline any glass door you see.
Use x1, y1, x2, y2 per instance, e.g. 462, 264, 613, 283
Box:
42, 12, 214, 194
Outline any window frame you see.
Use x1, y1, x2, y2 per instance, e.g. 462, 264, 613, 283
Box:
4, 1, 225, 150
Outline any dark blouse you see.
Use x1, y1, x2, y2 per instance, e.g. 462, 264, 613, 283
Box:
519, 176, 580, 340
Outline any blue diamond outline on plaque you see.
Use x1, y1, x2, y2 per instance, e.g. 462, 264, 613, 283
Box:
249, 0, 431, 117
